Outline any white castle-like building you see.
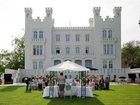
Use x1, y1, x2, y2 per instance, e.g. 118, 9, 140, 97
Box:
14, 6, 127, 82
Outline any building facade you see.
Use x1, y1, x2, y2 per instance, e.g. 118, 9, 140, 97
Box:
24, 7, 123, 80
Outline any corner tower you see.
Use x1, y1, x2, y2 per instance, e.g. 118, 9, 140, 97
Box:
45, 8, 53, 18
93, 7, 101, 17
113, 7, 122, 17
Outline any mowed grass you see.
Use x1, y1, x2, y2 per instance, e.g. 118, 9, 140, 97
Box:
0, 85, 140, 105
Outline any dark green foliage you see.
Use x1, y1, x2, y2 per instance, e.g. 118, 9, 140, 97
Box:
122, 41, 140, 68
0, 36, 25, 72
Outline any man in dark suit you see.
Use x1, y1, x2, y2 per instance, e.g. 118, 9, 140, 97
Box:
25, 77, 32, 92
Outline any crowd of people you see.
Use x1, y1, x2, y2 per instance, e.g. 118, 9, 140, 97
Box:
86, 75, 110, 90
24, 73, 110, 95
24, 75, 49, 92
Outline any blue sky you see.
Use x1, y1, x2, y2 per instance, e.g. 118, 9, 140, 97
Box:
0, 0, 140, 50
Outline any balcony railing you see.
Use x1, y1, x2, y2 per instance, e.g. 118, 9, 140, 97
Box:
102, 37, 117, 41
32, 38, 46, 42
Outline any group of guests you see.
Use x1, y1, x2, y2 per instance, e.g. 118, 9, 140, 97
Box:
86, 75, 110, 90
56, 73, 110, 97
24, 73, 110, 96
24, 75, 49, 92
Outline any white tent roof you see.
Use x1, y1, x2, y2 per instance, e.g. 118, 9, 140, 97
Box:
46, 61, 90, 72
129, 68, 140, 73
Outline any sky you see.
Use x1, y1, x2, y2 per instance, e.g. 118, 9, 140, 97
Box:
0, 0, 140, 51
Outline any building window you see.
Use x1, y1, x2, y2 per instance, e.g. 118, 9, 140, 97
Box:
75, 60, 82, 65
102, 30, 106, 39
40, 45, 43, 55
56, 34, 60, 42
39, 61, 43, 69
33, 45, 36, 55
85, 60, 92, 67
54, 60, 61, 65
104, 44, 107, 55
110, 44, 113, 54
85, 34, 89, 41
76, 34, 80, 41
33, 61, 37, 69
103, 45, 107, 55
66, 34, 70, 41
39, 31, 43, 39
33, 45, 43, 55
109, 60, 113, 68
107, 44, 110, 54
56, 47, 60, 54
66, 47, 70, 54
103, 44, 113, 55
108, 30, 112, 38
76, 47, 80, 54
103, 60, 107, 68
33, 31, 38, 39
37, 45, 39, 55
85, 47, 89, 54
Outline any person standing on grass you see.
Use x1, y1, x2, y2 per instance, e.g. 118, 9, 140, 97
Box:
25, 77, 29, 92
104, 77, 110, 90
57, 72, 65, 97
28, 78, 33, 92
99, 77, 104, 90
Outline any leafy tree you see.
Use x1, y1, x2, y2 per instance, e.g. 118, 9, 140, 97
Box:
0, 36, 25, 72
122, 41, 140, 68
10, 36, 25, 69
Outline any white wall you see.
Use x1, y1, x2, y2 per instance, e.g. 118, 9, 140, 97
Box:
24, 7, 122, 79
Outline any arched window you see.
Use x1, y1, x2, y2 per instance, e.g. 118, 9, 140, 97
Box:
33, 31, 38, 39
102, 30, 106, 39
108, 30, 112, 39
54, 60, 61, 65
39, 31, 43, 39
109, 60, 113, 68
56, 47, 60, 54
103, 60, 107, 68
85, 60, 92, 67
75, 60, 82, 65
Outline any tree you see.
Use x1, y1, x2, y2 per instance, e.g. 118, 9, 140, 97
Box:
122, 41, 140, 68
0, 36, 25, 72
0, 50, 11, 72
10, 36, 25, 69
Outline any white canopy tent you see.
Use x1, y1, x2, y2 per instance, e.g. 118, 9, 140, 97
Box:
45, 61, 90, 98
129, 68, 140, 73
46, 61, 90, 72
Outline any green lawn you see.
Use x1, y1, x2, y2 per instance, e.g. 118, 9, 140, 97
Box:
0, 85, 140, 105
